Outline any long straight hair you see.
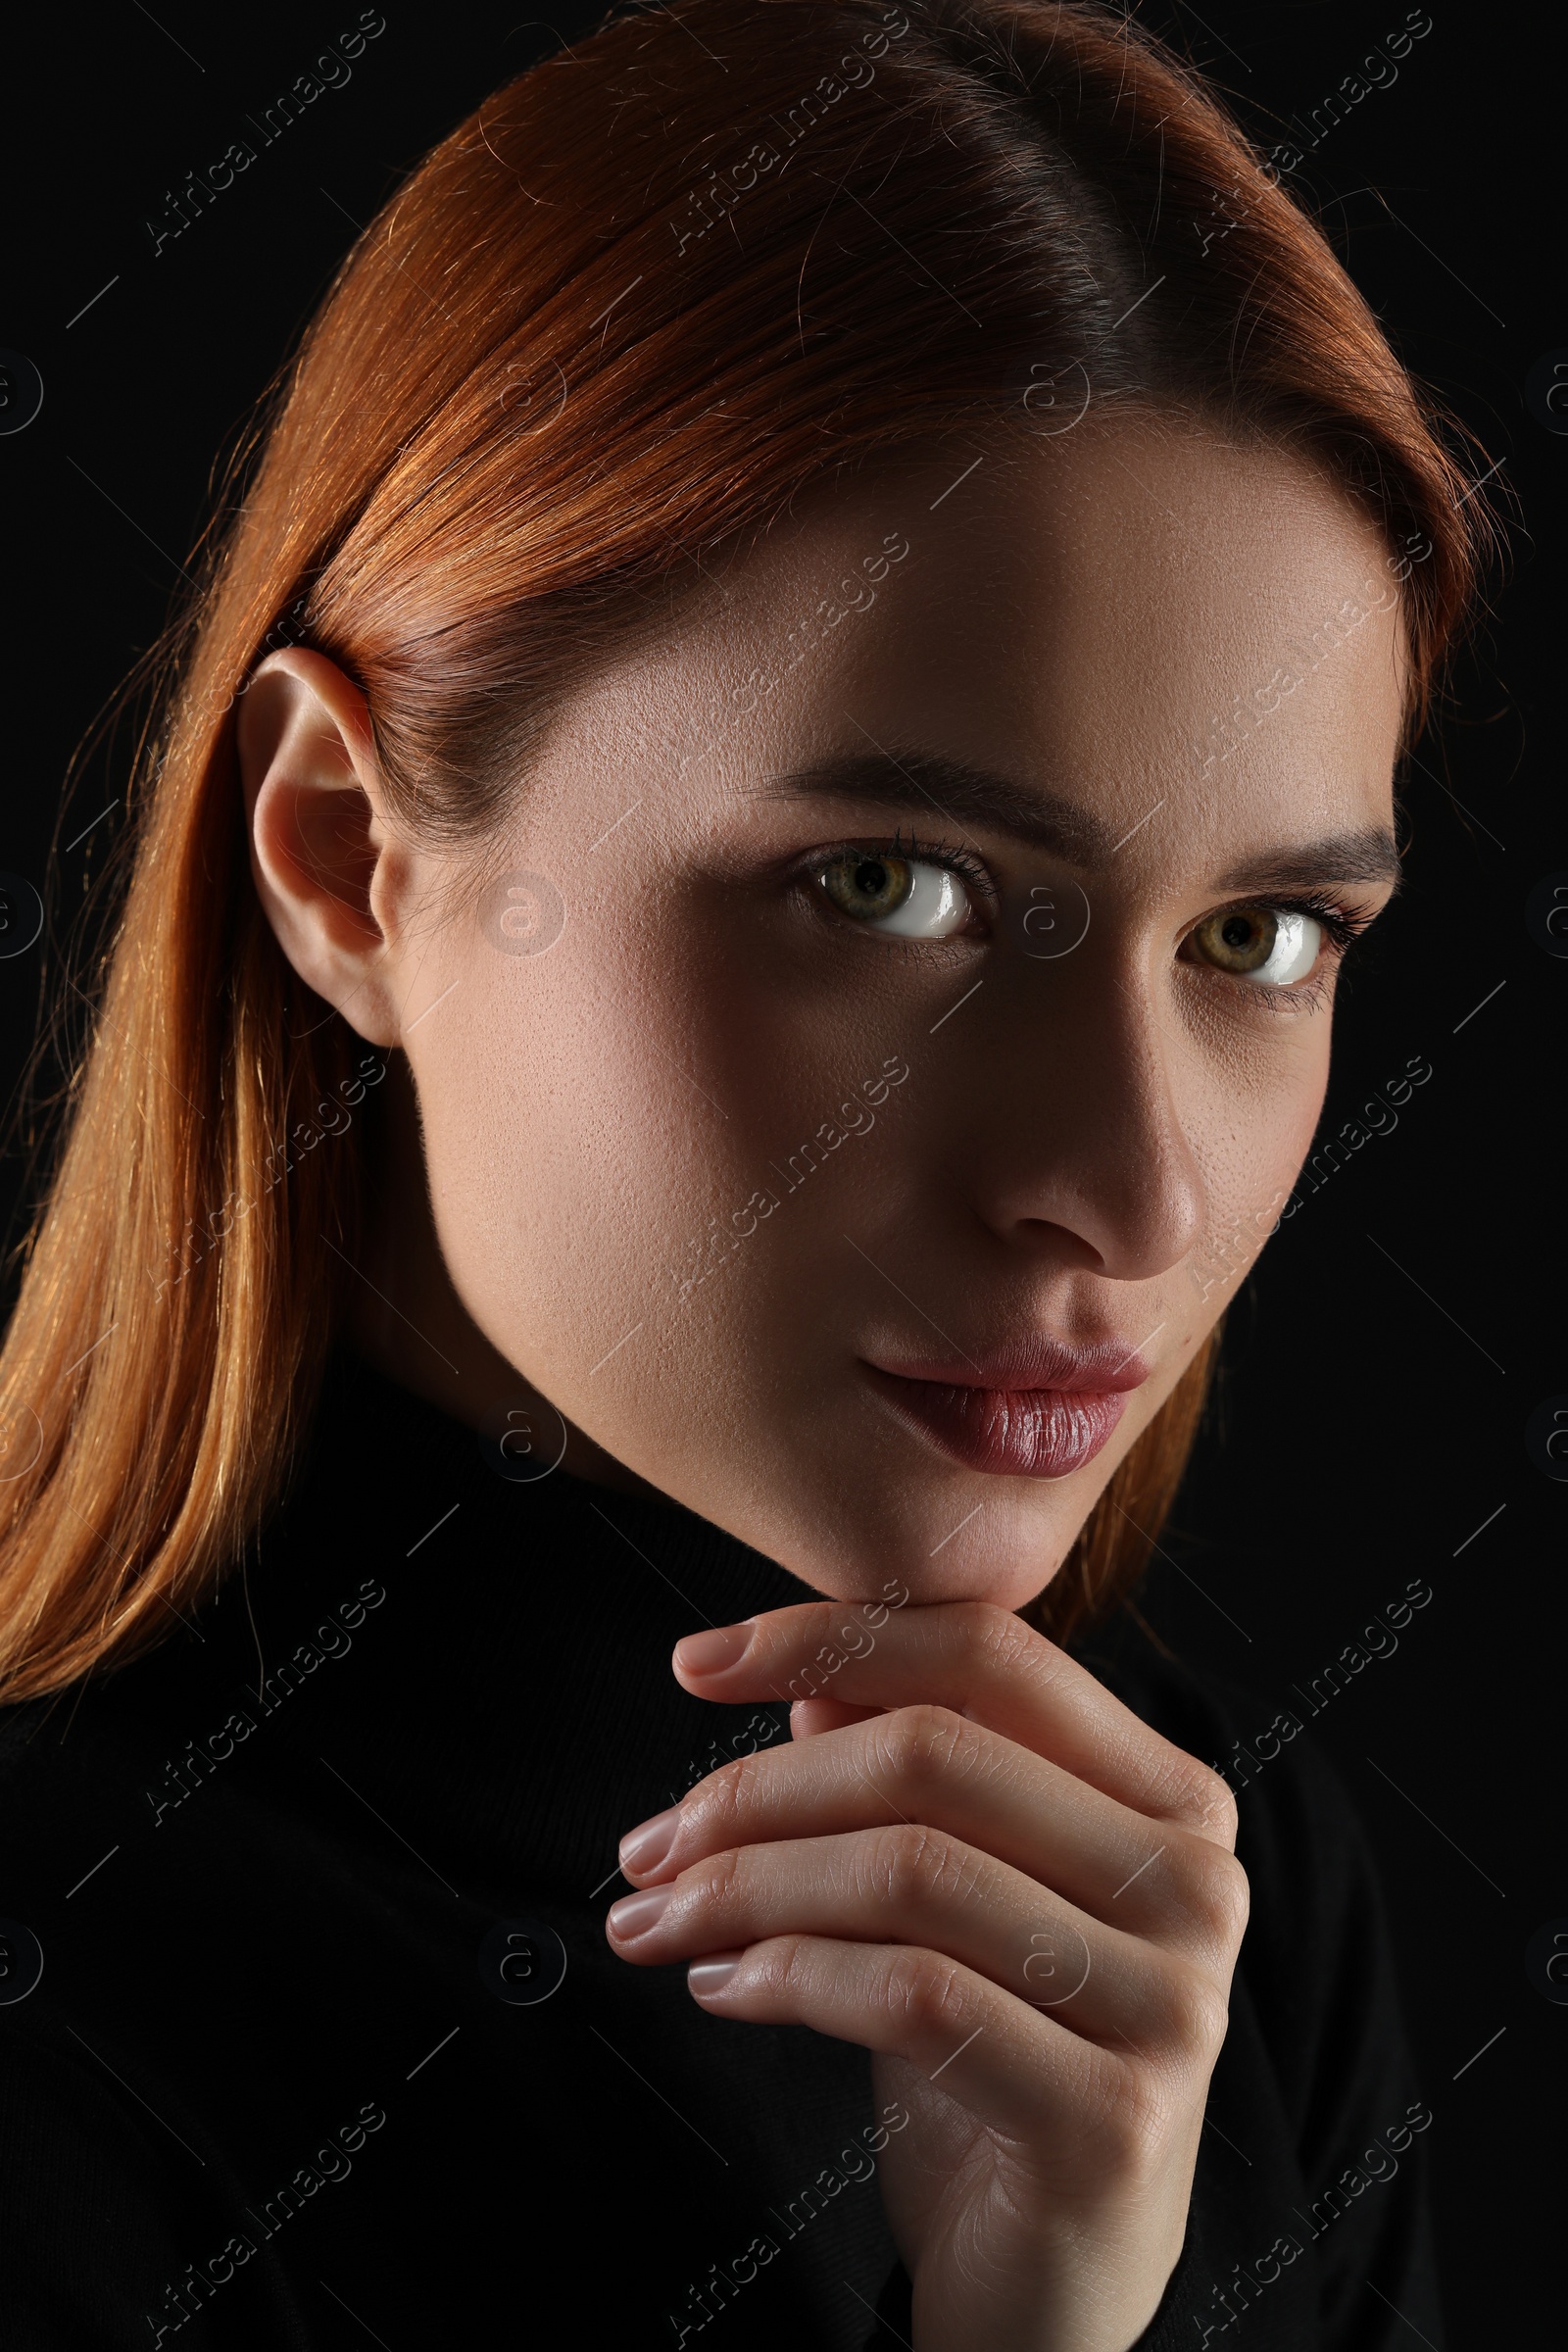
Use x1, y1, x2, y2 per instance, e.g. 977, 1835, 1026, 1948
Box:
0, 0, 1487, 1702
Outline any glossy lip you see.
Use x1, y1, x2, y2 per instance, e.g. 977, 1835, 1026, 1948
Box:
859, 1339, 1149, 1481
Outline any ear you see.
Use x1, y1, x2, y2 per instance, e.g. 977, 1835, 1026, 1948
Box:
237, 649, 411, 1047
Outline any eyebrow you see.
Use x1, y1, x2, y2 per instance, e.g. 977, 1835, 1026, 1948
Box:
760, 750, 1401, 891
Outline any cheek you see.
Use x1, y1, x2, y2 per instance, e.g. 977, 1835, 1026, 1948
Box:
404, 911, 862, 1422
414, 951, 701, 1297
1255, 1024, 1336, 1188
1187, 1023, 1332, 1300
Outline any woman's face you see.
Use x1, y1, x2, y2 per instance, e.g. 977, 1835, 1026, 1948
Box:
259, 415, 1407, 1609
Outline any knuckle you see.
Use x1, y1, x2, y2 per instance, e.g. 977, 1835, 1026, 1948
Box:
1173, 1760, 1240, 1847
708, 1745, 766, 1833
688, 1840, 746, 1914
874, 1702, 973, 1788
880, 1945, 971, 2042
768, 1933, 820, 2005
1061, 2046, 1172, 2180
781, 1606, 836, 1698
1185, 1844, 1250, 1949
1149, 1953, 1231, 2062
961, 1600, 1038, 1678
868, 1820, 951, 1904
682, 1759, 737, 1849
1089, 2076, 1168, 2178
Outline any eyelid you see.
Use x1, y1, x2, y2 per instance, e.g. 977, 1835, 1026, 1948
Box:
1179, 890, 1376, 1014
1186, 891, 1374, 956
809, 828, 999, 904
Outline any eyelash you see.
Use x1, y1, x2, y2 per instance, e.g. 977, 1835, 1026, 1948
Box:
803, 828, 995, 913
878, 827, 995, 899
1249, 893, 1369, 956
1192, 892, 1374, 1016
804, 840, 1375, 1000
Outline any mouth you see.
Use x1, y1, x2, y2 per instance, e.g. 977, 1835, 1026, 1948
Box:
860, 1341, 1148, 1481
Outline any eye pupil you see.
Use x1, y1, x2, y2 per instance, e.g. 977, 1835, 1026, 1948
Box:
1190, 904, 1279, 974
821, 851, 914, 920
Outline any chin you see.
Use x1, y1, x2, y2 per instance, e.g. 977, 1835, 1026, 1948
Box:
818, 1542, 1070, 1616
706, 1354, 1129, 1613
691, 1453, 1084, 1617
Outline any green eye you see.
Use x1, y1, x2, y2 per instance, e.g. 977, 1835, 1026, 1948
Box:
1192, 906, 1276, 972
1185, 906, 1320, 986
816, 852, 971, 939
821, 853, 915, 921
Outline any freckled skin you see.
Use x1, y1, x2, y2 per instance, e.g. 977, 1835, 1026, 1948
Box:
241, 414, 1406, 1612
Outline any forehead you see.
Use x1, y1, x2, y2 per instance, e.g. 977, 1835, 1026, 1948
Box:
592, 414, 1407, 872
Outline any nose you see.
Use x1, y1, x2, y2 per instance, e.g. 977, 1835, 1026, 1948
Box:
959, 956, 1207, 1283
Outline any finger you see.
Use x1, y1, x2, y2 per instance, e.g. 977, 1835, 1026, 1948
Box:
680, 1933, 1128, 2149
618, 1706, 1248, 1963
605, 1826, 1222, 2054
673, 1602, 1236, 1844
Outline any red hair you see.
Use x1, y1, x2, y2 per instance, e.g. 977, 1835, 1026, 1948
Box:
0, 0, 1489, 1701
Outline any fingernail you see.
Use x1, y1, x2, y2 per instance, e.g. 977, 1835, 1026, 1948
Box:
673, 1622, 753, 1676
688, 1953, 743, 1996
606, 1884, 673, 1940
618, 1807, 679, 1878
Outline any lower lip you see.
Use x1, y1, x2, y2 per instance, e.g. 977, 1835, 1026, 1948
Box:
865, 1370, 1129, 1480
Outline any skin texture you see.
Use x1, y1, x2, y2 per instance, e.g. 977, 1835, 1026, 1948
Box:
241, 413, 1408, 2349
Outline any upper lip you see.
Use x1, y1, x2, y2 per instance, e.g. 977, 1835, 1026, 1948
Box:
863, 1337, 1152, 1396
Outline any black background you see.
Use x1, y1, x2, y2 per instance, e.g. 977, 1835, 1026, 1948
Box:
0, 3, 1556, 2337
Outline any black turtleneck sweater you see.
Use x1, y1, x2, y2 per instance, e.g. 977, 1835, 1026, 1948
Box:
0, 1355, 1443, 2349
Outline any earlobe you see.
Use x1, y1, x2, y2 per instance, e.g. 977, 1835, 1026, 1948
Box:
237, 649, 404, 1046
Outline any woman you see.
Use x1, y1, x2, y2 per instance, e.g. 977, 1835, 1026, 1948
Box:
0, 3, 1487, 2344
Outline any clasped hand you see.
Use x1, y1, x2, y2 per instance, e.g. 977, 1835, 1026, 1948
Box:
607, 1598, 1248, 2352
